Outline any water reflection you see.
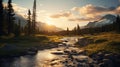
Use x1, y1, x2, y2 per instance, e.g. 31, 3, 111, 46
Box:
35, 50, 58, 67
0, 37, 83, 67
1, 49, 61, 67
36, 50, 57, 60
12, 56, 35, 67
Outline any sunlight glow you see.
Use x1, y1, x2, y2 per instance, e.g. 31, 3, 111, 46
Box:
45, 17, 53, 25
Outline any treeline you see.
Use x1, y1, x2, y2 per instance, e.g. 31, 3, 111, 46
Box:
57, 15, 120, 36
57, 24, 81, 35
0, 0, 38, 37
0, 0, 16, 36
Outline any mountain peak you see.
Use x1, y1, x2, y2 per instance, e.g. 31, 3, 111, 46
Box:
102, 14, 116, 21
86, 14, 116, 28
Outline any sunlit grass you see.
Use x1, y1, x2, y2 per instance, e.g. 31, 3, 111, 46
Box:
35, 34, 63, 42
81, 32, 120, 55
0, 35, 63, 49
47, 35, 63, 42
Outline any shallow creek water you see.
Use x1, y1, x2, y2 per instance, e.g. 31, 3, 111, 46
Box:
0, 37, 94, 67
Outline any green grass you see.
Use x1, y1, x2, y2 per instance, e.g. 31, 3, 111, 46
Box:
0, 35, 63, 56
80, 32, 120, 55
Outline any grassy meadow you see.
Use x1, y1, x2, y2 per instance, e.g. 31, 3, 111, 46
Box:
80, 32, 120, 55
0, 35, 63, 56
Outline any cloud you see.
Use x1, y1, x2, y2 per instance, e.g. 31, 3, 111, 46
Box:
10, 3, 48, 22
71, 4, 120, 22
50, 4, 120, 22
68, 16, 101, 22
115, 6, 120, 14
3, 3, 28, 18
72, 4, 114, 18
37, 10, 46, 13
50, 11, 72, 18
10, 4, 47, 20
12, 3, 28, 16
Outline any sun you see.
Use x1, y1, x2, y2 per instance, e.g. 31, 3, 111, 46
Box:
46, 20, 52, 25
45, 18, 53, 25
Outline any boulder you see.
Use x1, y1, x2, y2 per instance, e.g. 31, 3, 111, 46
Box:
98, 63, 105, 67
76, 38, 93, 47
104, 53, 114, 60
100, 59, 113, 67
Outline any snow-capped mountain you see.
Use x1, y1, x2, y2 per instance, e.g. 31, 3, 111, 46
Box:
86, 14, 116, 28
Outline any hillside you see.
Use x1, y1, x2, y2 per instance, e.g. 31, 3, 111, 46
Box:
74, 32, 120, 67
77, 32, 120, 55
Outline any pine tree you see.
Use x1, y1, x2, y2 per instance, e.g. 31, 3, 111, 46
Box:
114, 15, 120, 33
73, 27, 77, 35
32, 0, 37, 34
27, 9, 32, 35
77, 24, 81, 35
0, 0, 4, 36
14, 19, 21, 36
66, 27, 69, 35
3, 6, 8, 35
17, 19, 21, 36
7, 0, 15, 35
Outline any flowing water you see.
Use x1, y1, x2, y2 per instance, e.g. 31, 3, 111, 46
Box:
0, 37, 93, 67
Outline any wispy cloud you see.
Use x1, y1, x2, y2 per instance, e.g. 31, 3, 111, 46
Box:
3, 3, 28, 18
50, 11, 72, 18
72, 4, 119, 18
50, 4, 120, 22
11, 3, 28, 17
7, 3, 47, 22
68, 16, 101, 22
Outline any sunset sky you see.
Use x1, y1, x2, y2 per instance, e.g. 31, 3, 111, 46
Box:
4, 0, 120, 30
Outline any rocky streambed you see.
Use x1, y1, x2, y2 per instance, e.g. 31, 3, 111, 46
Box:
0, 37, 120, 67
